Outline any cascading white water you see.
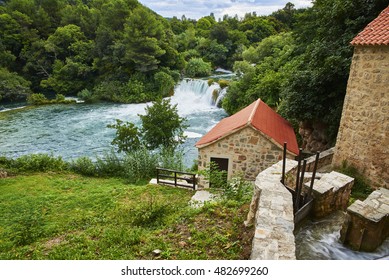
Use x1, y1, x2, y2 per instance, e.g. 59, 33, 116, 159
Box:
215, 87, 227, 107
170, 78, 222, 115
295, 211, 389, 260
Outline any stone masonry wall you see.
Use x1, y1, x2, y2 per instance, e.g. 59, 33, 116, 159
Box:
333, 46, 389, 189
245, 148, 343, 259
245, 159, 297, 260
197, 126, 295, 187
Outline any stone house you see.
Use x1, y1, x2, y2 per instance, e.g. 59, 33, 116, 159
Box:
195, 98, 299, 187
333, 6, 389, 189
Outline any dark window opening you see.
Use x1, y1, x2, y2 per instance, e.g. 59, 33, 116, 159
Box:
210, 157, 228, 188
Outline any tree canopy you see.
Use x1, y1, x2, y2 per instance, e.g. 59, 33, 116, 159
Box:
222, 0, 388, 145
0, 0, 292, 103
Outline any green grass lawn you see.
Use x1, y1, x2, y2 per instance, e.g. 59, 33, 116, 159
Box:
0, 173, 253, 260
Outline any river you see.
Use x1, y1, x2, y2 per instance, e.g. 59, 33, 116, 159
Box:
0, 78, 227, 167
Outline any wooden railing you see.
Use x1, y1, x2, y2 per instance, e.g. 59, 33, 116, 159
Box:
156, 168, 197, 190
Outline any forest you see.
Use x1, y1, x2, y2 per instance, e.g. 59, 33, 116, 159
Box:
0, 0, 387, 144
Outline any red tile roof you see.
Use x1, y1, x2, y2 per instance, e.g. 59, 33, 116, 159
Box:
351, 6, 389, 46
195, 99, 299, 155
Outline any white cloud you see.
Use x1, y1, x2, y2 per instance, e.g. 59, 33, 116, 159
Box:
138, 0, 313, 19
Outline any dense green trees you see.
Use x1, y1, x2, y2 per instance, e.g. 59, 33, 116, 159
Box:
0, 0, 181, 103
279, 0, 389, 142
2, 0, 386, 149
0, 0, 296, 103
0, 67, 31, 101
222, 0, 388, 146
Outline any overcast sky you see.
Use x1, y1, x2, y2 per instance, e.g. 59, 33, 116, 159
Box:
138, 0, 313, 20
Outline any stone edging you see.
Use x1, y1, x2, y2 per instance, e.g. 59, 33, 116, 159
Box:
245, 148, 335, 260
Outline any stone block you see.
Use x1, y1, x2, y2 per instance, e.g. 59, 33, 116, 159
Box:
340, 188, 389, 251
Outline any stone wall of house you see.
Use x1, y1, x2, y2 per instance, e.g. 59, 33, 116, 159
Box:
197, 126, 295, 187
333, 46, 389, 189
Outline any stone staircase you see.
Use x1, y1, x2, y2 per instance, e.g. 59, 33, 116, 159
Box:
303, 171, 354, 218
340, 188, 389, 251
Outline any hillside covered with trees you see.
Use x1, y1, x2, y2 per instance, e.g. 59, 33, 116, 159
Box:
1, 0, 387, 146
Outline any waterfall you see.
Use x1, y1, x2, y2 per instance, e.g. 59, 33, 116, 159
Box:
215, 87, 227, 107
170, 78, 222, 116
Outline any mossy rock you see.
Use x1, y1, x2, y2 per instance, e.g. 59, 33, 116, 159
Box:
218, 79, 230, 89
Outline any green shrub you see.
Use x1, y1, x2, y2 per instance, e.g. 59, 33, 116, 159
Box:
123, 148, 159, 183
218, 79, 229, 89
27, 93, 49, 105
199, 161, 228, 189
9, 203, 45, 246
70, 157, 97, 176
130, 195, 173, 228
223, 175, 253, 202
185, 58, 212, 78
10, 154, 68, 172
95, 151, 125, 177
107, 119, 142, 153
158, 148, 184, 171
154, 71, 175, 97
77, 89, 97, 103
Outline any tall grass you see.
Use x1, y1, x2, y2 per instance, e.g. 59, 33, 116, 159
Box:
123, 147, 159, 183
1, 148, 185, 183
0, 154, 68, 173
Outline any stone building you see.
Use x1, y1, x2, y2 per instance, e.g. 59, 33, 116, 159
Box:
333, 6, 389, 189
195, 98, 299, 187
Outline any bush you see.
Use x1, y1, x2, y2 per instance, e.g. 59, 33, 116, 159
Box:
9, 203, 45, 246
130, 195, 173, 228
199, 161, 228, 189
123, 148, 159, 183
218, 79, 230, 89
154, 71, 175, 97
184, 58, 212, 78
107, 120, 142, 153
223, 175, 253, 202
77, 89, 97, 103
27, 93, 76, 105
27, 93, 49, 105
158, 148, 184, 171
70, 157, 97, 176
95, 151, 125, 177
9, 154, 68, 172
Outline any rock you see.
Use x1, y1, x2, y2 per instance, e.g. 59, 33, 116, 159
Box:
152, 249, 162, 256
0, 169, 7, 178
